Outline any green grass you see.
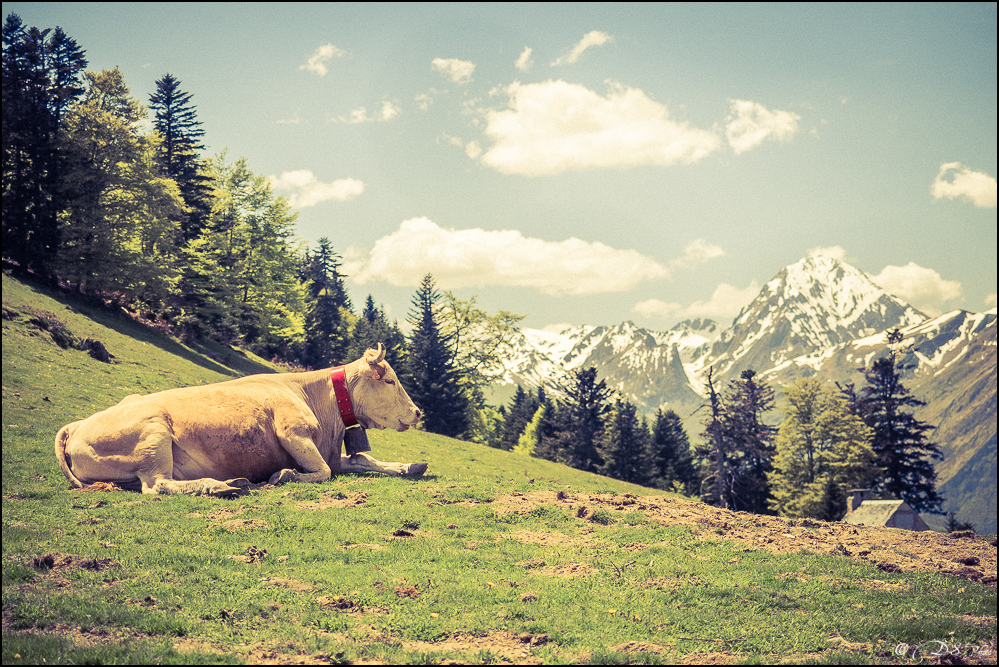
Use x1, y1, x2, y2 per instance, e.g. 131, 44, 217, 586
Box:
3, 272, 997, 664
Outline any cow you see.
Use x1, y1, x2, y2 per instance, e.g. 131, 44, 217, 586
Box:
55, 344, 426, 498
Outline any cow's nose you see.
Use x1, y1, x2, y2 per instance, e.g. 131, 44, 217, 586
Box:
412, 408, 422, 422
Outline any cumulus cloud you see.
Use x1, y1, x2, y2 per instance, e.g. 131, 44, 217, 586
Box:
300, 43, 346, 77
432, 57, 475, 84
986, 293, 997, 309
725, 99, 800, 155
333, 101, 401, 124
345, 217, 669, 295
515, 46, 534, 72
477, 80, 721, 176
931, 162, 997, 208
634, 281, 761, 322
671, 239, 726, 270
867, 262, 963, 316
268, 170, 364, 208
551, 30, 612, 66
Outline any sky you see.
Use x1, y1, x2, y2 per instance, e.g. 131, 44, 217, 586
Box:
8, 3, 997, 331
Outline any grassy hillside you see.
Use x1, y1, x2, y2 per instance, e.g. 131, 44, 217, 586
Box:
3, 273, 996, 665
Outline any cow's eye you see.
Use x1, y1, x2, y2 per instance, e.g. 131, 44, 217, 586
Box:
385, 379, 396, 385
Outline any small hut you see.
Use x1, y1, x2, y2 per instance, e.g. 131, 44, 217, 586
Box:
842, 489, 929, 531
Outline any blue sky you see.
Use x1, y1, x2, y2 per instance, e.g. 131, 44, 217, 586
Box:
8, 2, 997, 330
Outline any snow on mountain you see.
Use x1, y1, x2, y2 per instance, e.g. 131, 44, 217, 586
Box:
691, 254, 926, 380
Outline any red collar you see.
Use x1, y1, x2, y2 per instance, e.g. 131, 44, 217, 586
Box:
330, 366, 359, 429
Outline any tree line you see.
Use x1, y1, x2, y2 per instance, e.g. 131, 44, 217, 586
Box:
492, 328, 945, 523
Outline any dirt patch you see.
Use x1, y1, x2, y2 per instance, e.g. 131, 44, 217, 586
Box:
403, 631, 545, 664
612, 640, 674, 654
488, 491, 998, 588
534, 562, 598, 577
260, 577, 313, 593
26, 552, 119, 573
221, 518, 269, 531
230, 545, 269, 564
296, 490, 368, 511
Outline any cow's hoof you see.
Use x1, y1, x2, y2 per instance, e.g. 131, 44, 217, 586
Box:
224, 478, 252, 495
202, 480, 244, 499
268, 469, 299, 485
403, 462, 428, 478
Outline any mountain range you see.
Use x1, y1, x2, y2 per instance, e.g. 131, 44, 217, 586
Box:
497, 254, 997, 534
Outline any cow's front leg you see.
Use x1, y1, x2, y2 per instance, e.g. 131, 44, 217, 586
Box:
270, 424, 332, 486
339, 452, 428, 478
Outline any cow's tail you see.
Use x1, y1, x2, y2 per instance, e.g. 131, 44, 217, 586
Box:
55, 424, 85, 489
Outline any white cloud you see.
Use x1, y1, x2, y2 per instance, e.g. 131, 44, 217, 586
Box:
415, 91, 434, 111
274, 113, 303, 125
268, 170, 364, 208
333, 101, 401, 124
725, 99, 800, 155
300, 43, 345, 77
806, 245, 848, 262
867, 262, 963, 316
930, 162, 997, 208
671, 239, 725, 270
551, 30, 612, 66
345, 217, 669, 296
634, 281, 761, 322
432, 57, 475, 84
515, 46, 534, 72
477, 80, 721, 176
986, 293, 997, 309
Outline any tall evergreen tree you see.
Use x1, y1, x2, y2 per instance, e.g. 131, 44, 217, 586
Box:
769, 378, 876, 520
2, 14, 87, 277
650, 408, 698, 495
301, 238, 351, 368
842, 329, 944, 514
723, 370, 776, 514
346, 295, 406, 367
699, 367, 735, 509
148, 73, 211, 240
598, 399, 652, 485
537, 368, 613, 472
498, 385, 540, 451
405, 274, 468, 437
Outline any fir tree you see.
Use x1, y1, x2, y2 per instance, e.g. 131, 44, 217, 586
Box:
498, 385, 540, 451
724, 370, 776, 514
650, 409, 698, 495
842, 329, 944, 514
405, 274, 468, 437
537, 368, 613, 472
699, 367, 735, 509
769, 378, 876, 520
301, 238, 351, 368
2, 15, 87, 277
347, 295, 406, 367
598, 399, 652, 485
148, 73, 211, 239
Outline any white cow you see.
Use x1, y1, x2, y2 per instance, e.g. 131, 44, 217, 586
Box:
55, 344, 426, 497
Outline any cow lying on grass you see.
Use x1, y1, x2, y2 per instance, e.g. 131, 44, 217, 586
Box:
55, 344, 426, 498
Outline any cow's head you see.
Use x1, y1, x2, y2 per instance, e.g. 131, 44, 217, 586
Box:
350, 344, 422, 432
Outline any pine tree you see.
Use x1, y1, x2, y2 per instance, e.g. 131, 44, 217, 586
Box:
537, 368, 613, 472
148, 73, 211, 240
301, 238, 351, 368
650, 409, 698, 494
842, 329, 944, 514
2, 15, 87, 277
498, 385, 540, 451
347, 295, 406, 367
405, 274, 468, 437
769, 378, 876, 520
598, 399, 652, 485
723, 370, 776, 514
